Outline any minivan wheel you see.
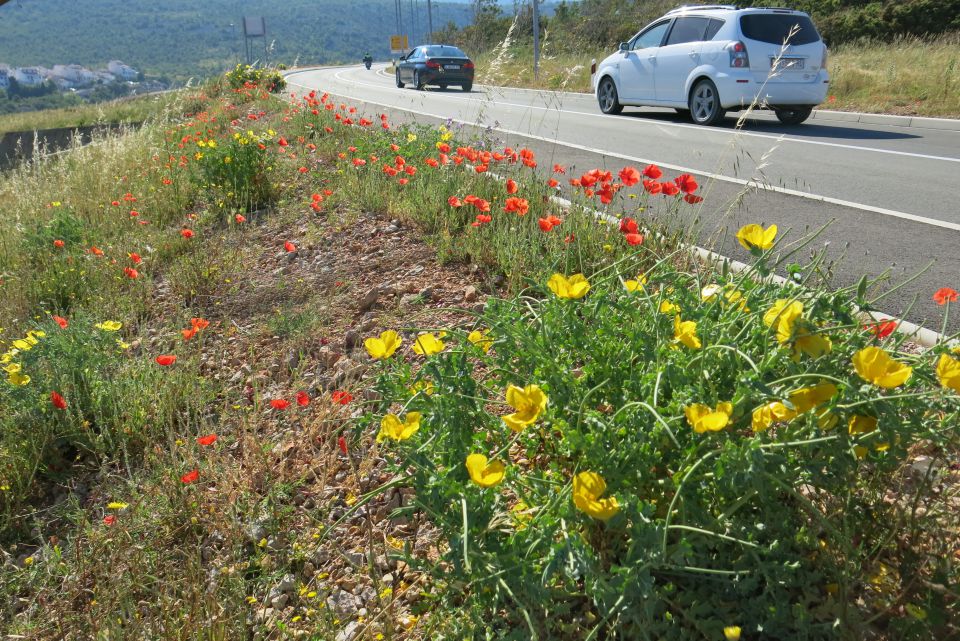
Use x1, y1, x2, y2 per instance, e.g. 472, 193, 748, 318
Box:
597, 77, 623, 115
689, 79, 725, 126
395, 70, 404, 88
774, 107, 813, 125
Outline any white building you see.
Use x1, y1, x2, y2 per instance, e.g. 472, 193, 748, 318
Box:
12, 67, 44, 86
94, 70, 116, 84
50, 64, 96, 87
107, 60, 138, 81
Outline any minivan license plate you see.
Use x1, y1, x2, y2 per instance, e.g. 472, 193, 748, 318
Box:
772, 57, 804, 71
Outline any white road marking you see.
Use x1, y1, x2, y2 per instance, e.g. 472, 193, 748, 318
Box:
327, 67, 960, 164
285, 71, 960, 232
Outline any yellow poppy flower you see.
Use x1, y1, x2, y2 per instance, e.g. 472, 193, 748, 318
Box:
936, 353, 960, 393
793, 331, 832, 359
853, 347, 913, 388
408, 380, 435, 396
547, 273, 590, 300
724, 627, 742, 641
377, 412, 421, 442
2, 362, 21, 374
106, 502, 129, 510
659, 300, 680, 314
465, 454, 506, 488
736, 223, 777, 251
510, 501, 533, 530
502, 384, 548, 431
763, 299, 803, 344
848, 415, 878, 435
701, 284, 722, 301
685, 402, 734, 433
751, 401, 796, 432
788, 382, 838, 414
673, 316, 701, 350
95, 320, 123, 332
624, 274, 648, 292
7, 370, 31, 386
26, 330, 45, 340
467, 329, 492, 353
365, 330, 402, 360
572, 471, 620, 521
11, 339, 33, 351
412, 332, 446, 356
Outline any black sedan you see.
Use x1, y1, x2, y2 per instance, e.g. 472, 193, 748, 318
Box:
395, 45, 474, 92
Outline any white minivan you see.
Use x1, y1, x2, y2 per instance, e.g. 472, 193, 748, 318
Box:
592, 5, 830, 125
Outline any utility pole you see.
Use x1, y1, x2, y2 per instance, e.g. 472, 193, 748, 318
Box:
531, 0, 540, 81
409, 0, 416, 44
426, 0, 433, 43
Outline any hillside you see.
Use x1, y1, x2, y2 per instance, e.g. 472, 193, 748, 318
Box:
0, 0, 474, 82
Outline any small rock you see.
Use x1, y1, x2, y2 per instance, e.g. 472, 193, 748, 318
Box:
419, 286, 436, 301
399, 293, 420, 308
276, 574, 297, 593
358, 287, 381, 313
336, 621, 361, 641
329, 589, 359, 615
270, 593, 289, 609
463, 285, 478, 302
344, 330, 361, 350
381, 573, 394, 585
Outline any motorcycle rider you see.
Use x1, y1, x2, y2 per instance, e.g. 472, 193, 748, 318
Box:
363, 52, 373, 69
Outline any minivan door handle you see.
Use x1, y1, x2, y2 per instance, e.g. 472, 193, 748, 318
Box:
688, 51, 699, 58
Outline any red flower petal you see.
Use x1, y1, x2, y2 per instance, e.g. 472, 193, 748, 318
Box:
933, 287, 958, 305
197, 434, 218, 446
296, 391, 310, 407
155, 354, 177, 366
270, 399, 291, 410
50, 391, 67, 410
180, 469, 199, 484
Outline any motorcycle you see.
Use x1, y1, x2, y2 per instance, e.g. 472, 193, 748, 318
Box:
363, 57, 373, 70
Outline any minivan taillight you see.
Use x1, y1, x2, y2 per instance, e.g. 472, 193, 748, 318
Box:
821, 46, 828, 69
425, 60, 440, 69
728, 41, 750, 68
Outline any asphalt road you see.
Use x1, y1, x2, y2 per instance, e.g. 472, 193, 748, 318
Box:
285, 64, 960, 334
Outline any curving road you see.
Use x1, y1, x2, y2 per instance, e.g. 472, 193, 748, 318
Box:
285, 64, 960, 332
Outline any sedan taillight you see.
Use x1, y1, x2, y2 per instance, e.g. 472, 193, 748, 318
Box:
728, 41, 750, 68
463, 61, 475, 69
425, 60, 440, 69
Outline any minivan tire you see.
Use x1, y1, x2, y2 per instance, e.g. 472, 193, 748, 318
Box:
774, 107, 813, 125
689, 79, 725, 126
597, 77, 623, 115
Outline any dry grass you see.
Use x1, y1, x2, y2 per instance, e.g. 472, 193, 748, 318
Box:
473, 33, 960, 118
0, 91, 180, 134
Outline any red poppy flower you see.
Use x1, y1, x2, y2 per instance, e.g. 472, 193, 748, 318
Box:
504, 197, 530, 216
53, 239, 65, 248
404, 165, 417, 176
111, 200, 120, 207
642, 164, 662, 180
564, 234, 575, 244
331, 390, 353, 405
270, 399, 291, 410
596, 184, 617, 205
296, 390, 310, 407
278, 137, 288, 147
181, 327, 198, 340
547, 178, 559, 188
398, 178, 409, 185
284, 241, 297, 253
683, 194, 704, 204
642, 179, 661, 194
191, 318, 209, 330
624, 233, 644, 246
124, 267, 139, 279
338, 435, 348, 455
933, 287, 958, 305
52, 315, 68, 329
553, 163, 566, 174
50, 391, 67, 410
538, 217, 556, 232
90, 246, 104, 256
506, 179, 518, 194
155, 355, 177, 366
197, 434, 217, 446
235, 214, 246, 223
180, 229, 194, 239
474, 164, 489, 173
129, 252, 142, 264
299, 166, 309, 173
661, 182, 680, 196
674, 174, 698, 194
180, 469, 199, 484
618, 166, 641, 187
473, 198, 491, 213
448, 196, 463, 208
324, 189, 333, 196
103, 514, 116, 526
352, 158, 367, 167
864, 320, 897, 339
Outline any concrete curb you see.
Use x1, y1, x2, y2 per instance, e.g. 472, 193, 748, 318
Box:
809, 109, 960, 131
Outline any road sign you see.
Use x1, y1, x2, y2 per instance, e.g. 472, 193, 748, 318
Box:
390, 35, 409, 55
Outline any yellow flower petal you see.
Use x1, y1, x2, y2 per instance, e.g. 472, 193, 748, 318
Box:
412, 332, 446, 356
465, 454, 505, 488
377, 412, 421, 441
572, 471, 619, 520
365, 330, 402, 359
547, 273, 590, 300
853, 347, 912, 388
736, 223, 777, 250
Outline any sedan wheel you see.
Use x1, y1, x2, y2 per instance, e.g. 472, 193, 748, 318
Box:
414, 71, 424, 91
689, 79, 725, 126
597, 78, 623, 115
395, 70, 404, 88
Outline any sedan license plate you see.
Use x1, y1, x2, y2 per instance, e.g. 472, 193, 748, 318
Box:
771, 57, 804, 71
445, 64, 460, 70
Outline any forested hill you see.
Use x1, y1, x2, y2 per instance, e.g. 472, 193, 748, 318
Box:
0, 0, 474, 82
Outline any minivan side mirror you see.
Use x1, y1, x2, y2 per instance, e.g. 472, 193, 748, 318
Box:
619, 42, 629, 52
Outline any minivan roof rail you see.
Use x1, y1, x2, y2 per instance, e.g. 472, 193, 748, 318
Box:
666, 5, 738, 14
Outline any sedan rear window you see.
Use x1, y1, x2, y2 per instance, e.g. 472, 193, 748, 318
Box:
425, 46, 467, 58
739, 14, 820, 46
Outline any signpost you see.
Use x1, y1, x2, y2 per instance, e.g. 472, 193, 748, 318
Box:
390, 35, 409, 55
242, 16, 268, 65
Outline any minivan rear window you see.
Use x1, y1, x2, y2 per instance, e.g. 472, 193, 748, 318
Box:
739, 14, 820, 46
